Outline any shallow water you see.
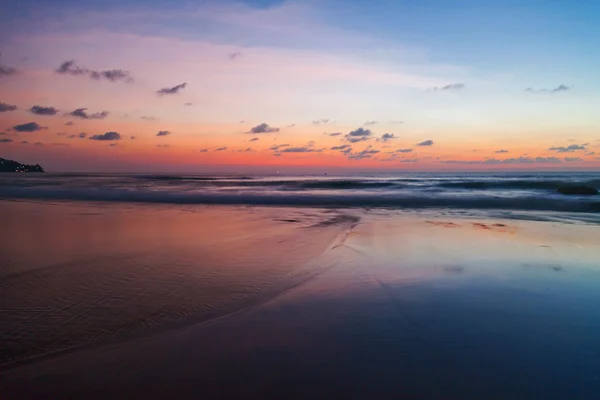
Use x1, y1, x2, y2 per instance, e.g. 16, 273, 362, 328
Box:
2, 201, 600, 399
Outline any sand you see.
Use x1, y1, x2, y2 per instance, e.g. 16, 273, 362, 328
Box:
1, 201, 600, 399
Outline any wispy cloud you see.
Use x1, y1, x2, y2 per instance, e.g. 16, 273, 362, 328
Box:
90, 131, 121, 141
157, 82, 187, 96
269, 144, 289, 151
430, 83, 465, 91
248, 123, 279, 134
0, 102, 17, 112
56, 60, 133, 82
0, 53, 18, 77
0, 138, 13, 143
396, 148, 413, 153
229, 52, 243, 60
526, 84, 570, 93
157, 144, 170, 148
68, 108, 109, 120
280, 146, 323, 153
312, 119, 330, 125
327, 132, 342, 136
442, 157, 562, 165
494, 149, 509, 153
215, 147, 228, 151
156, 130, 171, 136
363, 121, 377, 126
249, 137, 260, 142
30, 105, 59, 116
331, 144, 351, 151
348, 147, 379, 160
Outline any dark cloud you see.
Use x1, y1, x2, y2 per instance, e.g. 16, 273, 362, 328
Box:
0, 102, 17, 112
157, 144, 169, 149
0, 53, 18, 77
564, 157, 582, 162
249, 137, 260, 142
69, 108, 109, 120
215, 147, 228, 151
526, 84, 571, 93
56, 60, 133, 82
0, 138, 13, 143
347, 136, 369, 143
347, 128, 372, 137
280, 147, 322, 153
396, 148, 413, 153
30, 105, 59, 116
363, 121, 377, 126
549, 144, 587, 152
417, 140, 434, 146
494, 149, 509, 153
312, 119, 330, 125
12, 122, 45, 132
248, 123, 280, 134
229, 52, 243, 60
65, 121, 74, 126
331, 144, 351, 151
430, 83, 465, 91
348, 148, 380, 160
157, 82, 187, 96
379, 133, 396, 142
89, 131, 121, 141
156, 130, 171, 137
328, 132, 342, 136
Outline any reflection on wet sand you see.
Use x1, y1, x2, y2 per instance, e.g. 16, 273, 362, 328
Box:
2, 201, 600, 399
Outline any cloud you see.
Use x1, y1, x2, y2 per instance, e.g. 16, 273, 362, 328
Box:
586, 152, 596, 156
156, 130, 171, 136
396, 148, 413, 153
348, 148, 380, 160
20, 140, 29, 144
65, 121, 74, 126
197, 149, 209, 152
526, 84, 571, 93
34, 142, 43, 146
157, 82, 187, 96
56, 60, 133, 82
416, 140, 434, 146
286, 123, 296, 128
363, 121, 377, 126
379, 133, 396, 142
229, 52, 243, 60
141, 116, 156, 121
390, 120, 404, 124
130, 136, 136, 140
430, 83, 465, 91
89, 131, 121, 141
327, 132, 342, 136
215, 147, 228, 151
157, 144, 170, 148
269, 144, 289, 151
248, 123, 280, 134
0, 53, 18, 77
0, 102, 17, 112
564, 157, 582, 162
345, 127, 372, 143
442, 157, 562, 165
331, 144, 351, 150
69, 108, 109, 120
312, 119, 330, 125
239, 147, 254, 152
249, 137, 260, 142
12, 122, 46, 132
0, 138, 13, 143
548, 144, 587, 152
280, 146, 322, 153
494, 149, 509, 153
30, 105, 59, 116
184, 102, 193, 106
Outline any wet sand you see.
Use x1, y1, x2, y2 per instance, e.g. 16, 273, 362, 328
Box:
2, 201, 600, 399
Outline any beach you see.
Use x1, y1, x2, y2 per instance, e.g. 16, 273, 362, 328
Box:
2, 199, 600, 399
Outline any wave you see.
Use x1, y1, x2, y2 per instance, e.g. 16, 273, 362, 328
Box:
1, 186, 599, 213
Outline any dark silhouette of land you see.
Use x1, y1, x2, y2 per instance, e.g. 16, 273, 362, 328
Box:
0, 157, 44, 172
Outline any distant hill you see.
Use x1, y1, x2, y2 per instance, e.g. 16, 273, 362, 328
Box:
0, 157, 45, 172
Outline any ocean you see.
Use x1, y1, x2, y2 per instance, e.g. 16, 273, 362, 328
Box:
1, 171, 600, 399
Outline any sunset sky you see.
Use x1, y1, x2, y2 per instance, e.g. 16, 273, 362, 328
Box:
1, 0, 599, 172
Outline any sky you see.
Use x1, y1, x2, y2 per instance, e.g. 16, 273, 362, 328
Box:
0, 0, 599, 172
